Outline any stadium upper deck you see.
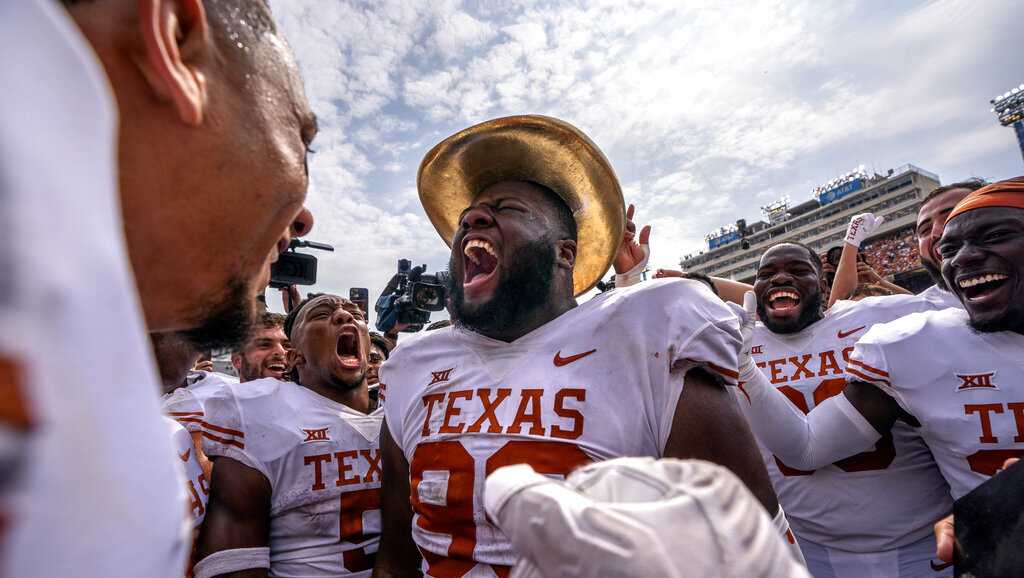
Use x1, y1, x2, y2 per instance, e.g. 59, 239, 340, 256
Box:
681, 164, 940, 283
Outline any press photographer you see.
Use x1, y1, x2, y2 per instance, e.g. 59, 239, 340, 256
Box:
374, 258, 449, 334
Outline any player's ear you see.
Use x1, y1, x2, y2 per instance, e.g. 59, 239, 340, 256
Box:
818, 272, 829, 296
134, 0, 210, 126
556, 239, 577, 271
286, 347, 304, 370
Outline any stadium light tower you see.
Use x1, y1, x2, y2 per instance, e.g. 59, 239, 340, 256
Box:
991, 82, 1024, 163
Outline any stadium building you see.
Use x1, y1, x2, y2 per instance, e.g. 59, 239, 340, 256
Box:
681, 164, 940, 290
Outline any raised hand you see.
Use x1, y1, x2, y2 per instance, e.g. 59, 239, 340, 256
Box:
844, 213, 884, 248
613, 204, 652, 275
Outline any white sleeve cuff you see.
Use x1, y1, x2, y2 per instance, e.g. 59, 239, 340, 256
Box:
194, 547, 270, 578
614, 246, 649, 288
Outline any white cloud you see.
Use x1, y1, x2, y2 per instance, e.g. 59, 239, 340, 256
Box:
267, 0, 1022, 321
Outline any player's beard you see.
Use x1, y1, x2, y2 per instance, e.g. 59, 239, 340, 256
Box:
238, 355, 263, 382
327, 369, 366, 392
968, 307, 1024, 334
921, 259, 948, 291
179, 279, 255, 352
757, 289, 824, 335
449, 238, 556, 335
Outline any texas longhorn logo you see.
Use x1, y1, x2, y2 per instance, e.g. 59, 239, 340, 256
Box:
428, 368, 454, 386
301, 427, 331, 443
956, 371, 998, 392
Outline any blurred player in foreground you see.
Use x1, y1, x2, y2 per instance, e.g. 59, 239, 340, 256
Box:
2, 0, 315, 575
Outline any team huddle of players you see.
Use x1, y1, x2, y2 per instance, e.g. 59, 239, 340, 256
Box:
158, 169, 1024, 578
8, 2, 1023, 577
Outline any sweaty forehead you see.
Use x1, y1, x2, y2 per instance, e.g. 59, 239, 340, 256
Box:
475, 181, 555, 208
298, 295, 354, 324
918, 189, 971, 226
760, 245, 815, 270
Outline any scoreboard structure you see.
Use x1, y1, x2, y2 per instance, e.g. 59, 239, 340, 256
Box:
991, 83, 1024, 163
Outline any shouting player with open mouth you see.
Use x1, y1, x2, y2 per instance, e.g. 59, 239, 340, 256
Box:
372, 115, 799, 577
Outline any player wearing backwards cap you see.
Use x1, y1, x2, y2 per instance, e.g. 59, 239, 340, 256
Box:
734, 177, 1024, 569
194, 295, 383, 578
372, 115, 792, 578
734, 239, 951, 578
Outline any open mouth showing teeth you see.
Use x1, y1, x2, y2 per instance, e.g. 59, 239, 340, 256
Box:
767, 289, 801, 312
958, 273, 1009, 300
336, 327, 361, 368
463, 238, 499, 288
265, 362, 286, 373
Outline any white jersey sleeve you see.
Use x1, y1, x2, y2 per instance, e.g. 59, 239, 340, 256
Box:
162, 371, 233, 433
165, 417, 209, 529
198, 382, 270, 479
847, 329, 906, 411
609, 279, 742, 452
847, 308, 1024, 499
660, 280, 743, 384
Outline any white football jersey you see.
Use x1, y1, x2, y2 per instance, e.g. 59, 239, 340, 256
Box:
849, 308, 1024, 499
916, 284, 963, 311
201, 378, 383, 577
380, 279, 742, 577
747, 295, 952, 553
165, 417, 209, 530
0, 2, 187, 576
162, 371, 237, 434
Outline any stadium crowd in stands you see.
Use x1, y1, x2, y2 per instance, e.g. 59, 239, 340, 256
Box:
5, 2, 1024, 578
860, 228, 920, 278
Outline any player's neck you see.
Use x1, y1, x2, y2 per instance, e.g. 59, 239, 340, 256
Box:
473, 294, 578, 343
296, 375, 372, 414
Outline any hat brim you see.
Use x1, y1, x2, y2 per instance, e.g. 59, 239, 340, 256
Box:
418, 115, 624, 296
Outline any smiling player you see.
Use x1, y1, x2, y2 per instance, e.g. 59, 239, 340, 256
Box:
231, 312, 291, 382
372, 116, 788, 578
739, 241, 951, 577
194, 295, 383, 578
913, 180, 987, 310
735, 177, 1024, 571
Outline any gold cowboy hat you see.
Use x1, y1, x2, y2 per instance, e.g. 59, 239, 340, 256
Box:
418, 115, 625, 296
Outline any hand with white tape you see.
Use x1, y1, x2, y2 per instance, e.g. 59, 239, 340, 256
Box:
844, 213, 884, 248
613, 203, 651, 288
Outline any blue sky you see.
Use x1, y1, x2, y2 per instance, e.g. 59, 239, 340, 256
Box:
267, 0, 1023, 322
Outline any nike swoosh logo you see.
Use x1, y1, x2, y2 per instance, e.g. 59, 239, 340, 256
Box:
929, 560, 953, 571
554, 349, 597, 367
837, 326, 866, 339
178, 448, 191, 462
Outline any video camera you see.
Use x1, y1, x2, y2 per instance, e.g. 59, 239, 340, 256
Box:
269, 239, 335, 289
375, 259, 449, 334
